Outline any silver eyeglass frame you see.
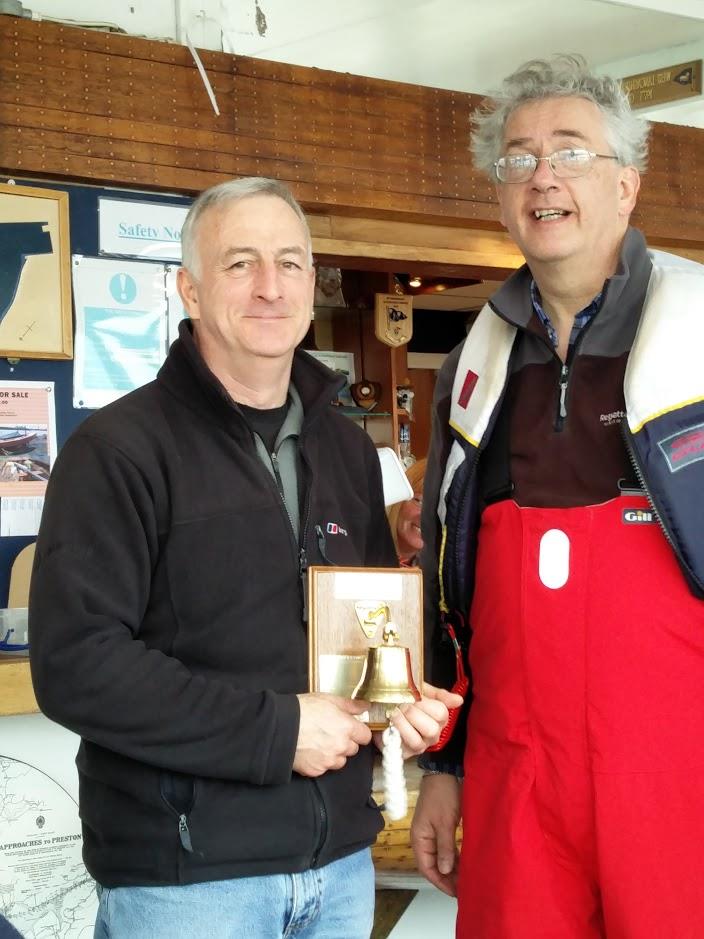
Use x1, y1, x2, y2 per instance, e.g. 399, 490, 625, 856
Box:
494, 148, 619, 183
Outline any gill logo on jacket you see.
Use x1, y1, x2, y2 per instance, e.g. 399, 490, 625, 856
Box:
622, 508, 656, 524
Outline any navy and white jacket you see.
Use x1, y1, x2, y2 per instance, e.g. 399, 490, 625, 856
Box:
420, 228, 704, 773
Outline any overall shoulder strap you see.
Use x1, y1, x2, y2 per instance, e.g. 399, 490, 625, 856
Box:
625, 253, 704, 433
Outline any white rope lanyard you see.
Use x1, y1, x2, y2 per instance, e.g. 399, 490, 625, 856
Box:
381, 722, 407, 821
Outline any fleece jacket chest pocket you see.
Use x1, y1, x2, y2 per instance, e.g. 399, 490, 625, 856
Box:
166, 504, 299, 628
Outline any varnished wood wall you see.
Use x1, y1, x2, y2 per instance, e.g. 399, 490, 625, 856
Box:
1, 15, 703, 257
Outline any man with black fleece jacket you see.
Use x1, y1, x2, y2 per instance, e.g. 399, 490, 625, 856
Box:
29, 177, 459, 939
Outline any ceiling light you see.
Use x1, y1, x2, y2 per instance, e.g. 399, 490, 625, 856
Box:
408, 275, 422, 288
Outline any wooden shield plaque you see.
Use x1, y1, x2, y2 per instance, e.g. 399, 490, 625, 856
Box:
374, 294, 413, 347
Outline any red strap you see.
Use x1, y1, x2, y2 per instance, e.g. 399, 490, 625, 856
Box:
426, 622, 468, 752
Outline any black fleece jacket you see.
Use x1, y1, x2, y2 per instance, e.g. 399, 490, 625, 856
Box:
29, 322, 396, 887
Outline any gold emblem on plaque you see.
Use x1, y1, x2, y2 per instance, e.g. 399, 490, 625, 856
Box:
354, 601, 389, 639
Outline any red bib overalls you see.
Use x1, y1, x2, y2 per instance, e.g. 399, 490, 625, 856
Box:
457, 495, 704, 939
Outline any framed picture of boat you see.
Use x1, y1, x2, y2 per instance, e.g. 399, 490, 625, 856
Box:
0, 182, 73, 360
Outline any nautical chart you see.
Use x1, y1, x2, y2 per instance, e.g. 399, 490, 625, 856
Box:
0, 755, 94, 938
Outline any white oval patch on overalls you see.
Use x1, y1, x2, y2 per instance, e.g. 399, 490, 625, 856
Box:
538, 529, 570, 589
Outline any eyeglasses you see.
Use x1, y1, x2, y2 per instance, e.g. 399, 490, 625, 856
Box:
494, 148, 619, 184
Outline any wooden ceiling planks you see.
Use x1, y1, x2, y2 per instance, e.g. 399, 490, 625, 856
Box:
0, 16, 702, 248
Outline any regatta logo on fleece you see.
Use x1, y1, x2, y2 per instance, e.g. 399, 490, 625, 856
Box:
600, 409, 626, 427
458, 369, 479, 409
657, 422, 704, 473
622, 508, 656, 524
326, 522, 348, 536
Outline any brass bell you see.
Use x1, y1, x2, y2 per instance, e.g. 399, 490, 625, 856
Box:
352, 625, 421, 706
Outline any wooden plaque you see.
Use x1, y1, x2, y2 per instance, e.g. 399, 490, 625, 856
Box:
308, 565, 423, 730
622, 60, 702, 110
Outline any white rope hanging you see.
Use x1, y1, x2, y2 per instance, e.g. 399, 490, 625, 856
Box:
381, 722, 407, 821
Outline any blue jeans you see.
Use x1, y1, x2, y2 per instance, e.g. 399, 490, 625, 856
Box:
93, 848, 374, 939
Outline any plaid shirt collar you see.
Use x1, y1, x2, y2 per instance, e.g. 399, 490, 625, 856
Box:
530, 279, 602, 350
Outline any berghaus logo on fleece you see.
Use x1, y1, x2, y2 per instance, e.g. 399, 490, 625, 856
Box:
657, 422, 704, 473
326, 522, 348, 536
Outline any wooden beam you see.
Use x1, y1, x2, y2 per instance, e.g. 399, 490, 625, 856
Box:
1, 16, 703, 251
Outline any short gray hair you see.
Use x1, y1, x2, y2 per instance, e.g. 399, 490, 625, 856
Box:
471, 54, 650, 180
181, 177, 313, 278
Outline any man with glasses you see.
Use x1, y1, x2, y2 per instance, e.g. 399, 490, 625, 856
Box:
412, 54, 704, 937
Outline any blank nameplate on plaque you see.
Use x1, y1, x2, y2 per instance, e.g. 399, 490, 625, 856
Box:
307, 566, 423, 730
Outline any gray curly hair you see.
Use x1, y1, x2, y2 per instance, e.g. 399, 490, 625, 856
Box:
471, 54, 650, 180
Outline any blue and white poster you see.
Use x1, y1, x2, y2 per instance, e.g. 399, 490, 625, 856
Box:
72, 257, 168, 410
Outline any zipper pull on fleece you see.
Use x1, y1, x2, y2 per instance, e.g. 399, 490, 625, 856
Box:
315, 524, 333, 564
299, 547, 308, 623
178, 814, 193, 853
558, 363, 569, 419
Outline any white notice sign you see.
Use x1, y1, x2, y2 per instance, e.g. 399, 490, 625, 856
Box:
72, 256, 168, 409
98, 197, 189, 262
